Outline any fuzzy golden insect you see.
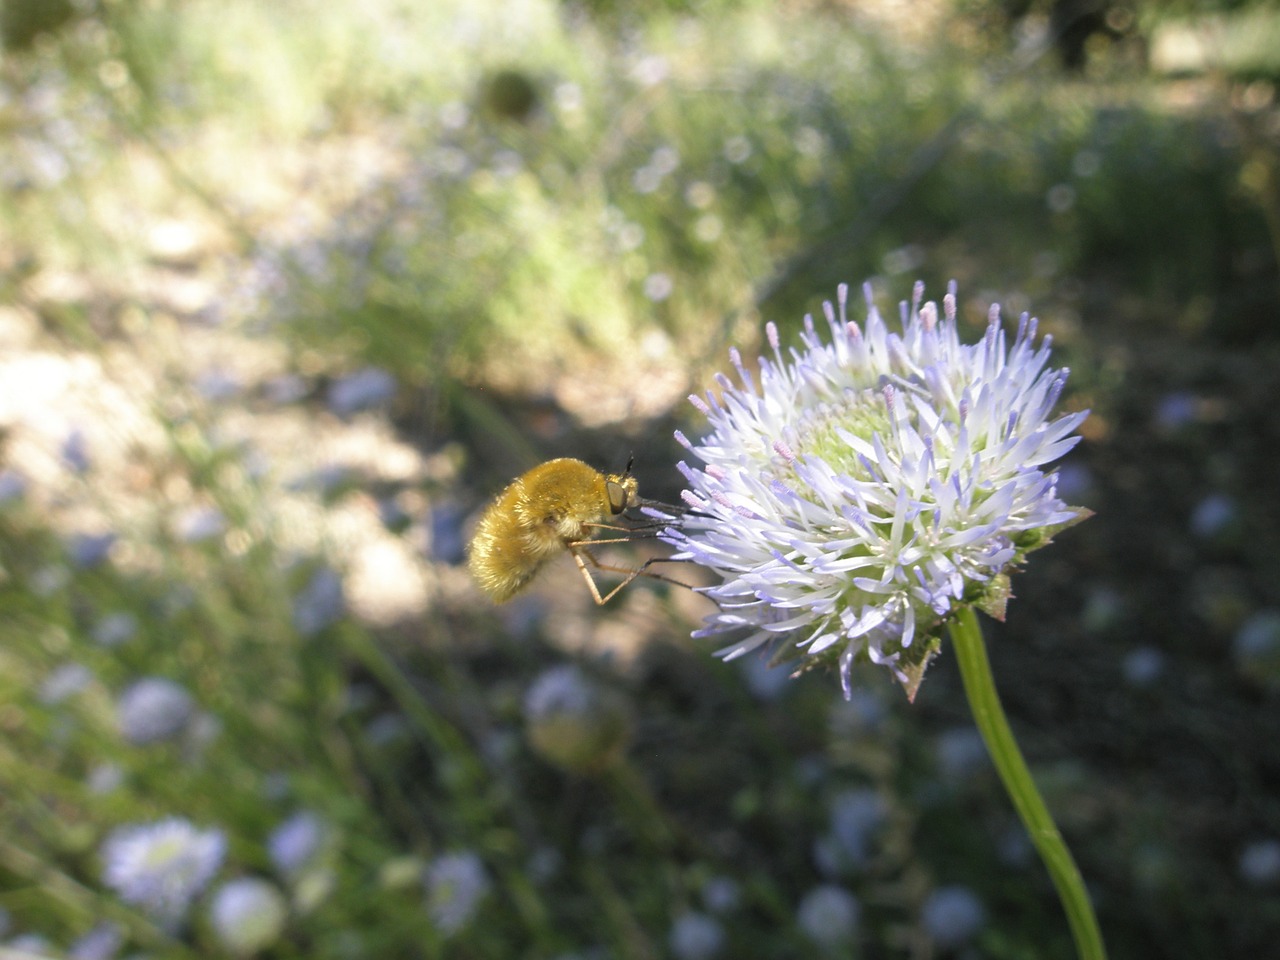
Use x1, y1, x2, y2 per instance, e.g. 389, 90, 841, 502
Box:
467, 457, 677, 605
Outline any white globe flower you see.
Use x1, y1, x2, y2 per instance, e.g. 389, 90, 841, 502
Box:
668, 282, 1089, 698
100, 818, 226, 927
209, 877, 288, 955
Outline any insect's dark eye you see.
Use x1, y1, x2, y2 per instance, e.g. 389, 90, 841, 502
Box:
605, 480, 629, 514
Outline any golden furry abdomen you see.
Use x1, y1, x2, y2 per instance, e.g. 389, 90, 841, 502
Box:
467, 459, 613, 603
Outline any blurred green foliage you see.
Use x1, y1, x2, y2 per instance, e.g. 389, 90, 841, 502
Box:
2, 0, 1280, 957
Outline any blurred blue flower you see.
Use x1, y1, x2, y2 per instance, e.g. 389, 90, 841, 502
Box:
378, 495, 411, 533
87, 763, 125, 795
1054, 461, 1096, 504
1233, 609, 1280, 687
1239, 839, 1280, 886
740, 653, 792, 701
268, 811, 327, 877
700, 875, 741, 914
669, 910, 725, 960
292, 567, 345, 636
424, 852, 490, 937
101, 818, 226, 926
365, 712, 410, 748
174, 505, 226, 543
825, 788, 886, 871
30, 563, 70, 597
814, 783, 885, 875
1189, 492, 1237, 540
194, 368, 241, 402
1121, 645, 1165, 688
327, 367, 397, 417
68, 921, 123, 960
0, 468, 27, 503
935, 726, 990, 782
827, 688, 887, 739
796, 884, 860, 951
68, 532, 117, 569
116, 677, 194, 745
209, 877, 288, 954
997, 824, 1035, 868
92, 611, 139, 647
62, 427, 92, 473
265, 373, 309, 405
7, 933, 54, 955
39, 662, 93, 705
428, 501, 467, 564
1080, 585, 1124, 633
667, 282, 1088, 698
1154, 391, 1197, 431
921, 885, 987, 948
527, 846, 563, 885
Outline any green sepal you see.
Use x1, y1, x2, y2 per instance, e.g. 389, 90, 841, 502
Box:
1012, 505, 1094, 555
976, 574, 1012, 622
895, 631, 942, 702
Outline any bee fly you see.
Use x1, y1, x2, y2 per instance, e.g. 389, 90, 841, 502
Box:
467, 457, 687, 604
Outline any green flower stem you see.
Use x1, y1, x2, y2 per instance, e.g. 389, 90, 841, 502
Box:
948, 606, 1107, 960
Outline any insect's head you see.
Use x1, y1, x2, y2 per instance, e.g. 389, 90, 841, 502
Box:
604, 455, 639, 515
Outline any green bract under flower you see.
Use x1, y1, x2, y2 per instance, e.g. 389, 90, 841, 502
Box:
666, 281, 1090, 699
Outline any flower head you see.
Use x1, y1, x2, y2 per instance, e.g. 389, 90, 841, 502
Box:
101, 818, 226, 927
921, 884, 987, 948
796, 884, 860, 950
424, 852, 490, 937
668, 282, 1088, 698
116, 677, 194, 745
268, 811, 328, 877
209, 877, 288, 954
522, 665, 633, 773
668, 910, 726, 960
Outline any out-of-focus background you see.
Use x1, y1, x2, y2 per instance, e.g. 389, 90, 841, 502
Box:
2, 0, 1278, 956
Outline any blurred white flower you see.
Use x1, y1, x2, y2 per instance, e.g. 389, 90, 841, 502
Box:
209, 877, 288, 955
116, 677, 194, 745
523, 665, 632, 773
668, 281, 1088, 698
424, 852, 490, 937
87, 762, 125, 795
101, 818, 226, 926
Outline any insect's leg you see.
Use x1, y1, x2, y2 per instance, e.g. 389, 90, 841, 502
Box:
570, 545, 612, 605
570, 545, 695, 604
